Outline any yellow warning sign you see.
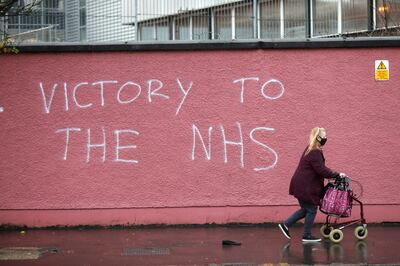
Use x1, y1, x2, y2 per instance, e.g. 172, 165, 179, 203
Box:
375, 60, 389, 81
377, 61, 387, 70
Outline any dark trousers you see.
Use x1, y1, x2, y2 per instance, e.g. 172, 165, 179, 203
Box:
284, 200, 317, 237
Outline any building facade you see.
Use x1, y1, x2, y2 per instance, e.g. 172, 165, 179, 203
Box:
135, 0, 400, 41
65, 0, 135, 42
2, 0, 65, 43
2, 0, 400, 43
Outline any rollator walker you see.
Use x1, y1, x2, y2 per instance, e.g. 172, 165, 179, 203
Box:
319, 176, 368, 243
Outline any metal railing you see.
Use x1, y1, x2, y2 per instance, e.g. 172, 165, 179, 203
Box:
1, 0, 400, 44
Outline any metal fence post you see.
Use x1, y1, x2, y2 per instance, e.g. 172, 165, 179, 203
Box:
306, 0, 311, 38
367, 0, 374, 31
253, 0, 258, 39
135, 0, 138, 41
280, 0, 284, 38
338, 0, 342, 35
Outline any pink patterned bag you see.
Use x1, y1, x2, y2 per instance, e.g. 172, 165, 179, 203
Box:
320, 187, 353, 217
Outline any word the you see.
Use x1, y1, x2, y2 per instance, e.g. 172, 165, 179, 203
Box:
56, 127, 139, 163
192, 122, 278, 171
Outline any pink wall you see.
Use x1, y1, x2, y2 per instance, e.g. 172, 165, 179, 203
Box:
1, 48, 399, 226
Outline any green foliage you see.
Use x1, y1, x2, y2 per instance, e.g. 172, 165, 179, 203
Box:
0, 37, 19, 54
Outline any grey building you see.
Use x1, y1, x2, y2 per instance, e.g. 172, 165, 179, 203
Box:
134, 0, 400, 41
66, 0, 135, 42
2, 0, 400, 43
2, 0, 65, 43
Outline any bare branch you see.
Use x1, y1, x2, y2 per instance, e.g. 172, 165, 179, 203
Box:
0, 0, 43, 17
0, 0, 19, 16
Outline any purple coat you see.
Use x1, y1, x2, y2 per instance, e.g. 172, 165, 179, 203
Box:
289, 148, 339, 205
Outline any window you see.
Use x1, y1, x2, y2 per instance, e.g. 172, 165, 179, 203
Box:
193, 11, 210, 40
80, 26, 86, 41
313, 0, 338, 36
79, 0, 86, 41
175, 16, 190, 40
235, 3, 253, 39
43, 0, 64, 10
139, 23, 155, 41
260, 0, 280, 39
79, 8, 86, 27
342, 0, 368, 33
284, 0, 306, 38
214, 7, 232, 40
376, 0, 400, 29
155, 20, 169, 40
44, 11, 65, 29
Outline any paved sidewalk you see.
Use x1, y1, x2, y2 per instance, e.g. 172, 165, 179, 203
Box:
0, 224, 399, 265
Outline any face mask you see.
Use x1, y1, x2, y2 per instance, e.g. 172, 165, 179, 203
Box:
318, 136, 327, 146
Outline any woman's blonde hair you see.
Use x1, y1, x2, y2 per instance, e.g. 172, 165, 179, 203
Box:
305, 127, 325, 155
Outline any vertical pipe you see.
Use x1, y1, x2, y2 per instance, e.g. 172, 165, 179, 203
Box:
1, 15, 4, 41
189, 14, 193, 40
231, 6, 235, 39
172, 16, 175, 40
310, 0, 314, 37
135, 0, 138, 41
18, 8, 21, 37
306, 0, 311, 38
41, 1, 44, 42
257, 0, 260, 39
372, 0, 377, 30
280, 0, 284, 38
338, 0, 342, 34
208, 8, 212, 39
367, 0, 373, 31
211, 8, 214, 39
252, 0, 257, 38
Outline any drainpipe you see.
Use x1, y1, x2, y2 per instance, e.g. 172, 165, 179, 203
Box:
135, 0, 138, 41
253, 0, 258, 39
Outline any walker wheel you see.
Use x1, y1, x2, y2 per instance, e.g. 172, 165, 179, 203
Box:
354, 225, 368, 240
329, 229, 344, 243
320, 224, 333, 238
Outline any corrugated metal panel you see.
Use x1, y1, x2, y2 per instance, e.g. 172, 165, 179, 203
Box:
121, 0, 135, 24
137, 0, 243, 22
87, 0, 135, 42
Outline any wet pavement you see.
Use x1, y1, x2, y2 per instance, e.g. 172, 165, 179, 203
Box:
0, 224, 399, 265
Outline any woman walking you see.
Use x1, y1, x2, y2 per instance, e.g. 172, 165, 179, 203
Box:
279, 127, 345, 242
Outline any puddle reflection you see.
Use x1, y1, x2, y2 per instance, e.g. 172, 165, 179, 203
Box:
280, 240, 368, 264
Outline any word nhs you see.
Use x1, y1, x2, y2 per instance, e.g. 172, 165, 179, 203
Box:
192, 122, 278, 171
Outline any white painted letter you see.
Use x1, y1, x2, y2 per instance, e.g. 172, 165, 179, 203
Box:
250, 127, 278, 171
176, 79, 193, 115
261, 79, 285, 100
92, 80, 118, 106
192, 124, 213, 161
232, 77, 259, 103
117, 82, 142, 104
63, 82, 69, 112
39, 82, 58, 114
55, 128, 81, 160
73, 82, 92, 109
114, 129, 139, 164
220, 122, 244, 168
87, 127, 106, 162
147, 79, 169, 103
